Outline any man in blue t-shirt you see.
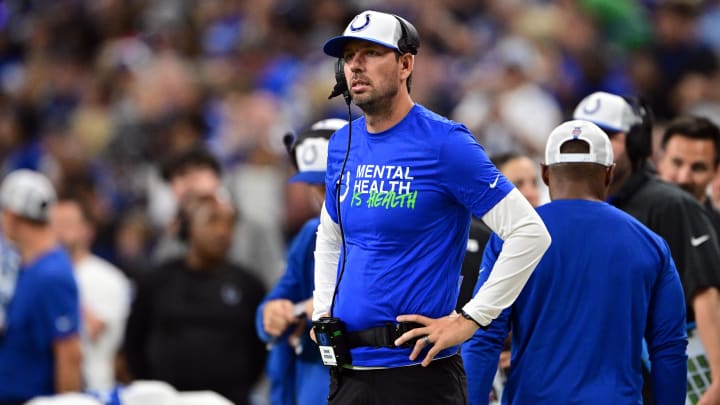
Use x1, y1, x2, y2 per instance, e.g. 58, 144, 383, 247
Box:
0, 170, 82, 404
256, 118, 347, 405
462, 120, 688, 404
313, 10, 551, 404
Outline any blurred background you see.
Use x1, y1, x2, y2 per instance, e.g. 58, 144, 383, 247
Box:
1, 0, 719, 401
1, 0, 719, 278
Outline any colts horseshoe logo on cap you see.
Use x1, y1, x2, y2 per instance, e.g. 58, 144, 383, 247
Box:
350, 13, 371, 32
582, 97, 602, 115
301, 144, 318, 165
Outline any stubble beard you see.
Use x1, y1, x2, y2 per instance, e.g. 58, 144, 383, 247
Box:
353, 77, 400, 118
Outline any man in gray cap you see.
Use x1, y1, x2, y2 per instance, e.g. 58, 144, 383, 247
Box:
0, 169, 82, 404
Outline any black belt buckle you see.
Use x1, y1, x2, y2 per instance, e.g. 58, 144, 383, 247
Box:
395, 321, 423, 348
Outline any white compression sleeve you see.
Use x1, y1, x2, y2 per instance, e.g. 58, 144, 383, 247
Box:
462, 188, 551, 326
312, 203, 342, 320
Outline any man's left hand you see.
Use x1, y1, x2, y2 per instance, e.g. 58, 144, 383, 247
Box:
394, 312, 479, 367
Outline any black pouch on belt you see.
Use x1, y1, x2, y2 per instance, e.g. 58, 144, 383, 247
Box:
313, 316, 352, 367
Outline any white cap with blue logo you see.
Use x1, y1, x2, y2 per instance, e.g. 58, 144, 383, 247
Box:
545, 120, 614, 167
573, 91, 642, 133
323, 10, 415, 58
288, 118, 348, 184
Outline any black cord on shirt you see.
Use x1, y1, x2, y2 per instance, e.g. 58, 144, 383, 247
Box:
329, 101, 352, 317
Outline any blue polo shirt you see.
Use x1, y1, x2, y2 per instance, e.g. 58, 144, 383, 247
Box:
0, 247, 80, 403
325, 104, 513, 367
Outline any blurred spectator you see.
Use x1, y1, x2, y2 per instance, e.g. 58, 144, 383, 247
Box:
113, 208, 153, 281
151, 147, 282, 286
0, 169, 82, 404
123, 193, 266, 405
453, 36, 561, 158
151, 147, 223, 265
548, 3, 635, 113
50, 193, 131, 392
638, 0, 719, 120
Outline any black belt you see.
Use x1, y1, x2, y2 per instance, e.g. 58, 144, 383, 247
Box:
347, 322, 424, 348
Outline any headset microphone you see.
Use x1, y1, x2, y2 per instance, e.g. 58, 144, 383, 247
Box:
328, 58, 351, 106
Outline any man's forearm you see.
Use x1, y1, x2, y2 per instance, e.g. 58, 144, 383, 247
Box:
54, 335, 83, 393
694, 287, 720, 382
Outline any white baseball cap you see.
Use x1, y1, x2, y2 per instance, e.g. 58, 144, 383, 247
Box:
545, 120, 614, 167
286, 118, 348, 184
573, 91, 642, 133
323, 10, 418, 58
0, 169, 56, 222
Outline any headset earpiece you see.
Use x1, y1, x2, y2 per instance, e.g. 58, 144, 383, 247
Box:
622, 96, 653, 167
393, 15, 420, 55
328, 58, 351, 104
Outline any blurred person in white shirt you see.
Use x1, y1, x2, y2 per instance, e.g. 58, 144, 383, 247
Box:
50, 194, 130, 391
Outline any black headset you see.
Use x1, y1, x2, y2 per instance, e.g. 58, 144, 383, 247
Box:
621, 96, 654, 168
328, 14, 420, 105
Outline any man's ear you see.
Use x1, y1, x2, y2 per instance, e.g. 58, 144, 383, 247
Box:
606, 164, 616, 188
541, 164, 550, 186
399, 54, 414, 80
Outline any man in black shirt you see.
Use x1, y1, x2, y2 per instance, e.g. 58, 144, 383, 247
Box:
124, 193, 266, 405
575, 92, 720, 404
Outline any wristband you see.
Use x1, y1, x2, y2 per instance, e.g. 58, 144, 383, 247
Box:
460, 309, 488, 330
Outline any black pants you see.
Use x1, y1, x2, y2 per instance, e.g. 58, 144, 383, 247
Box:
328, 354, 468, 405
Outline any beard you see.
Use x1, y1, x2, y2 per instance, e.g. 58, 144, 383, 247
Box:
352, 74, 401, 117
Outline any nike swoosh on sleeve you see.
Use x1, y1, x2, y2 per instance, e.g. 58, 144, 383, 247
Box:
691, 234, 710, 247
489, 175, 499, 189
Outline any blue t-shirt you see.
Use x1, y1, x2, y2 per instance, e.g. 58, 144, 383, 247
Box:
462, 200, 687, 405
325, 104, 513, 367
0, 247, 80, 403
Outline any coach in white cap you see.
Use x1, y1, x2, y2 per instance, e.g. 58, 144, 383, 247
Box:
463, 120, 688, 404
0, 170, 82, 404
575, 92, 720, 404
313, 9, 550, 404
